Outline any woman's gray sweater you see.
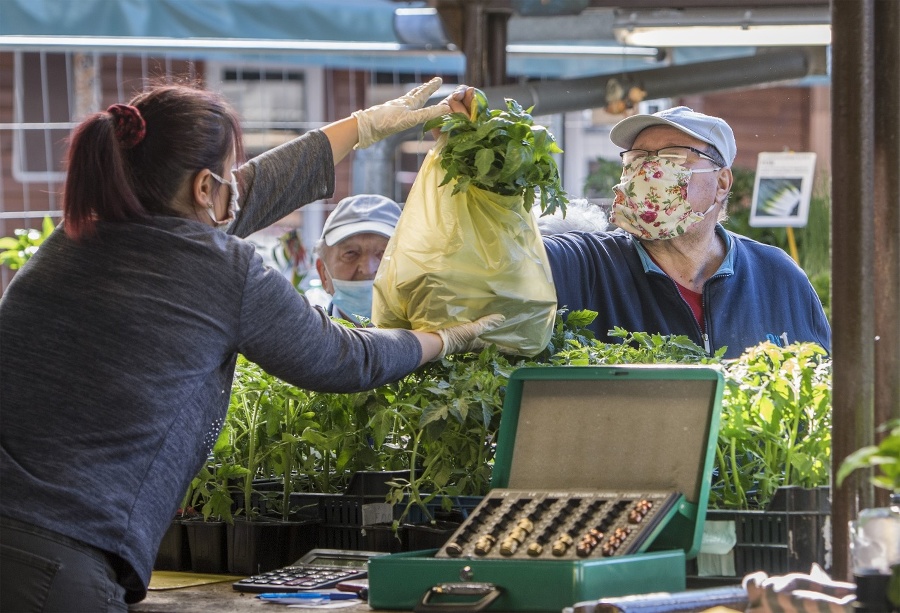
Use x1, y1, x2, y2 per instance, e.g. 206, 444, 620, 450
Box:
0, 130, 422, 601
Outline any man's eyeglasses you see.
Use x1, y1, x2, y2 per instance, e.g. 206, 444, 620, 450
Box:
620, 146, 724, 168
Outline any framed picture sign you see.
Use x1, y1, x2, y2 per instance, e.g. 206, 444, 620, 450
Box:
749, 152, 817, 227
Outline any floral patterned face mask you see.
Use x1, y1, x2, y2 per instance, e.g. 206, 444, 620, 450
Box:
611, 157, 719, 240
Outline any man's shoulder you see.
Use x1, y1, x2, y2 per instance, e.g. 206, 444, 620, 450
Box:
543, 228, 634, 251
728, 230, 794, 259
726, 230, 808, 277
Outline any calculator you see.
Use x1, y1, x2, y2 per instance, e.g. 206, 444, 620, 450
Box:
232, 548, 386, 593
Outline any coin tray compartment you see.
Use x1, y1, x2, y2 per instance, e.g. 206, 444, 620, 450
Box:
435, 489, 681, 561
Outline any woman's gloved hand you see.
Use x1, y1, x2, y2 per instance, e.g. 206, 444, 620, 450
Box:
433, 314, 506, 360
352, 77, 448, 149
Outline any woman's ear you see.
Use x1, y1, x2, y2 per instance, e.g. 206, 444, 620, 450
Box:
192, 169, 215, 210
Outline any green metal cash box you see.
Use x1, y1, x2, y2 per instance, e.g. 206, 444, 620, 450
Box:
368, 365, 724, 611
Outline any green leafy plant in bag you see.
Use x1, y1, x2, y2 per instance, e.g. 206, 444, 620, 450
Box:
374, 89, 562, 356
423, 88, 569, 216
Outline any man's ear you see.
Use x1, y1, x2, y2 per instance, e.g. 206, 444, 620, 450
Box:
316, 258, 335, 295
716, 168, 733, 203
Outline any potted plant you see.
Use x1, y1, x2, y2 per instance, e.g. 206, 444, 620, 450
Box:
222, 357, 319, 575
153, 493, 194, 571
838, 419, 900, 495
697, 342, 833, 579
372, 349, 507, 552
286, 383, 404, 552
837, 419, 900, 612
181, 441, 244, 574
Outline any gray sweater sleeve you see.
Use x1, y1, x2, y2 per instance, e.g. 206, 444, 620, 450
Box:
221, 128, 421, 388
236, 251, 423, 392
228, 129, 335, 238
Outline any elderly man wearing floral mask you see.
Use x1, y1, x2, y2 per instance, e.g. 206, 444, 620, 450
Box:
315, 194, 401, 326
539, 105, 831, 359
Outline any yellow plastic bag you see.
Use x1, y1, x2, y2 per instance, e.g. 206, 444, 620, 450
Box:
372, 136, 557, 357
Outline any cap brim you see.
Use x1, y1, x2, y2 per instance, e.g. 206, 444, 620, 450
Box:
610, 115, 711, 151
324, 221, 396, 246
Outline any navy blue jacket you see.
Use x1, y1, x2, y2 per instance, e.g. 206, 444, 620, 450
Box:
542, 226, 831, 359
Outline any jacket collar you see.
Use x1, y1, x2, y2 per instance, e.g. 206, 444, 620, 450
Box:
632, 224, 735, 277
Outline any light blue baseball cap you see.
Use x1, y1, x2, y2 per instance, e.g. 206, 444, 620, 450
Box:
609, 106, 737, 167
322, 194, 402, 246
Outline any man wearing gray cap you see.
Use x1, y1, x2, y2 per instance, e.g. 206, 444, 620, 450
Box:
314, 194, 401, 325
543, 106, 830, 359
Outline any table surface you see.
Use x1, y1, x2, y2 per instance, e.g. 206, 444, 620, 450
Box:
128, 576, 748, 613
130, 580, 375, 613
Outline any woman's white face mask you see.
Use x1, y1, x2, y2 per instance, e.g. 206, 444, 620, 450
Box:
208, 170, 240, 229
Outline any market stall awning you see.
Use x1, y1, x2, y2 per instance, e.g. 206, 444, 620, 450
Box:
0, 0, 751, 79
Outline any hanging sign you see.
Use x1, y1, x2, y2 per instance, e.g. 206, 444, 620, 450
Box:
749, 152, 817, 227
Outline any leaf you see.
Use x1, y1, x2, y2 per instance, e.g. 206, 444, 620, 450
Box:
474, 148, 495, 178
433, 88, 568, 214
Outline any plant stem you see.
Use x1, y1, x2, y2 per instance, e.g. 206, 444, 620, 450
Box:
243, 392, 263, 520
782, 379, 803, 487
714, 444, 732, 505
729, 437, 747, 508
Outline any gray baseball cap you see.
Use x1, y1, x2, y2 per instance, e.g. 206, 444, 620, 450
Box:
609, 106, 737, 167
321, 194, 402, 246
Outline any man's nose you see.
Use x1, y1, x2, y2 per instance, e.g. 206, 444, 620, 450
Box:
357, 255, 381, 277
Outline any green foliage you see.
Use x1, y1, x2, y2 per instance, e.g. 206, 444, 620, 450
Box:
186, 432, 248, 523
423, 88, 569, 216
0, 216, 55, 270
201, 309, 833, 523
837, 419, 900, 494
710, 342, 832, 509
724, 171, 832, 322
799, 186, 831, 279
228, 357, 384, 515
583, 157, 622, 200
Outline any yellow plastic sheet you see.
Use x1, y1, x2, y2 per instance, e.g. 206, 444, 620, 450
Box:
373, 137, 557, 357
148, 571, 245, 590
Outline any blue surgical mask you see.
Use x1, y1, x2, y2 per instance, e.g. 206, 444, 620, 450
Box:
330, 278, 375, 321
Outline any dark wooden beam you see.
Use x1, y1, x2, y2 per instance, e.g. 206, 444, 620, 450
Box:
831, 0, 876, 582
581, 0, 828, 7
414, 1, 831, 10
435, 0, 512, 87
871, 0, 900, 500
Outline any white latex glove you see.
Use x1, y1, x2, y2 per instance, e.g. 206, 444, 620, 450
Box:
352, 77, 448, 149
433, 314, 506, 360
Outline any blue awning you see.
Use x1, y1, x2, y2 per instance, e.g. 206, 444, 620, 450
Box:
0, 0, 688, 78
1, 0, 400, 41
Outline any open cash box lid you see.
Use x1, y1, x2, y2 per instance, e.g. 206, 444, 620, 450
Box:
366, 365, 725, 612
491, 364, 724, 559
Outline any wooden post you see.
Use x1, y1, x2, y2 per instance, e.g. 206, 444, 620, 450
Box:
831, 0, 877, 581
